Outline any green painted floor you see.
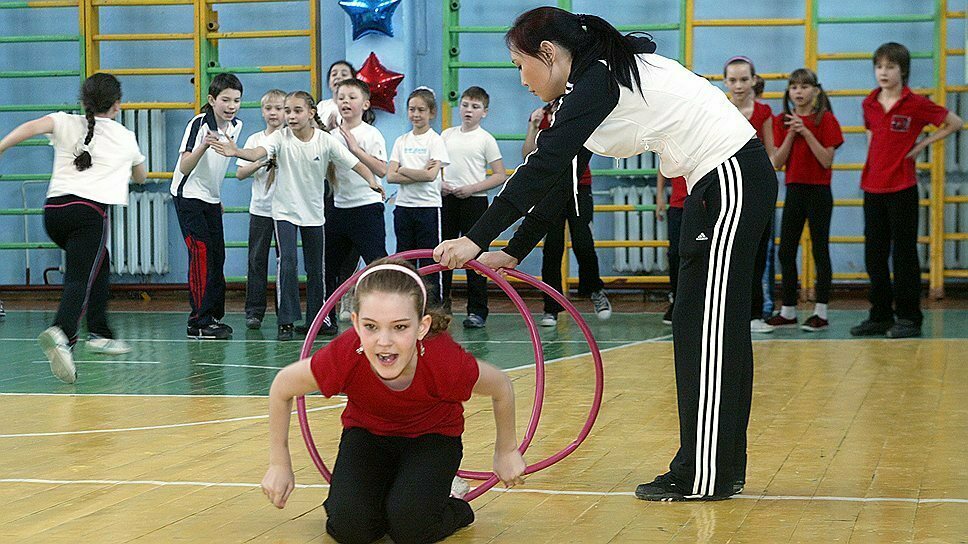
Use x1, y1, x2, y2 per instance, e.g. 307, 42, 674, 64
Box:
1, 309, 965, 396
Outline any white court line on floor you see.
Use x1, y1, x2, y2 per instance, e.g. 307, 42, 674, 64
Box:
503, 333, 674, 373
30, 360, 161, 365
0, 478, 964, 504
194, 362, 283, 370
0, 404, 345, 438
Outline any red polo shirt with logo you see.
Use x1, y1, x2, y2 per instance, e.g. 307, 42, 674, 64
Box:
861, 87, 948, 193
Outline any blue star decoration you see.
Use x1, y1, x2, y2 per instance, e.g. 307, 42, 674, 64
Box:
339, 0, 402, 40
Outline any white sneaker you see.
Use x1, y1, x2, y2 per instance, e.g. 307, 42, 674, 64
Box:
590, 289, 612, 320
750, 319, 775, 334
450, 476, 470, 499
338, 293, 353, 322
38, 326, 76, 384
539, 313, 558, 327
87, 336, 132, 355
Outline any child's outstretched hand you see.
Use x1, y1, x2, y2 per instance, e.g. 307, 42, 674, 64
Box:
494, 449, 526, 488
261, 464, 295, 508
202, 132, 221, 149
209, 137, 239, 157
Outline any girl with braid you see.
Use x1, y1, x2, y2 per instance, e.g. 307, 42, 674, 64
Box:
0, 73, 147, 383
213, 91, 378, 342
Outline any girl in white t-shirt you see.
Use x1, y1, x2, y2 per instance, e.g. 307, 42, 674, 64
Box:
387, 87, 450, 303
171, 73, 244, 340
325, 78, 389, 325
0, 73, 147, 383
213, 91, 377, 342
236, 89, 286, 331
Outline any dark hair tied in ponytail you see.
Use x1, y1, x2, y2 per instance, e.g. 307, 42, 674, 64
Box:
74, 73, 122, 171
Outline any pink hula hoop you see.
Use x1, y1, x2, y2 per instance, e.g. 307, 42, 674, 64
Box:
296, 249, 604, 501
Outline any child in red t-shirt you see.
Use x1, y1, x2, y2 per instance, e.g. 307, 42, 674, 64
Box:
724, 56, 778, 334
261, 258, 526, 543
766, 68, 843, 332
656, 172, 688, 325
850, 43, 962, 339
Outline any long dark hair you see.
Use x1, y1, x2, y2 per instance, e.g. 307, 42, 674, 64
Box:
74, 73, 122, 171
200, 73, 243, 116
505, 7, 655, 95
783, 68, 833, 126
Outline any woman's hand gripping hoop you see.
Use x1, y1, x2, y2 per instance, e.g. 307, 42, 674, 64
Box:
295, 249, 604, 501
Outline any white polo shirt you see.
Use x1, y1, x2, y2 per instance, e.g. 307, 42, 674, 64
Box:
262, 127, 360, 227
237, 129, 276, 217
389, 129, 450, 208
45, 112, 145, 206
333, 122, 387, 209
441, 125, 501, 198
170, 111, 243, 203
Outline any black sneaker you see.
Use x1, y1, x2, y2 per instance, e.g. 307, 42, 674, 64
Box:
849, 319, 894, 337
277, 324, 294, 341
214, 321, 233, 334
245, 317, 262, 330
187, 324, 232, 340
662, 304, 673, 325
886, 318, 921, 339
294, 323, 309, 335
634, 473, 730, 502
732, 479, 745, 495
320, 320, 339, 336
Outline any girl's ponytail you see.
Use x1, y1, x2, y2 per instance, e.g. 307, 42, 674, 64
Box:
74, 73, 122, 171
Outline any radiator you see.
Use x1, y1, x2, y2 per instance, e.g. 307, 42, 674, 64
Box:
610, 185, 667, 274
121, 109, 167, 172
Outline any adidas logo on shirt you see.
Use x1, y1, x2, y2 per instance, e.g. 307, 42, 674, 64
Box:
695, 232, 709, 241
313, 156, 321, 161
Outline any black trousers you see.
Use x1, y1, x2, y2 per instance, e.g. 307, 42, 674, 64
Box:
43, 195, 114, 341
750, 217, 774, 320
778, 184, 833, 306
669, 139, 777, 497
244, 214, 275, 320
394, 206, 442, 304
326, 192, 362, 290
440, 195, 489, 318
863, 185, 922, 324
173, 196, 225, 327
324, 427, 474, 544
667, 206, 683, 300
541, 185, 604, 314
325, 203, 388, 323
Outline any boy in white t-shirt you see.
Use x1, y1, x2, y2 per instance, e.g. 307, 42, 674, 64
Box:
325, 78, 389, 326
387, 87, 451, 304
440, 86, 506, 326
171, 73, 244, 340
236, 89, 286, 331
213, 91, 377, 342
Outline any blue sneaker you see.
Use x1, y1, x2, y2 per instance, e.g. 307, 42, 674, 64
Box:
462, 314, 486, 329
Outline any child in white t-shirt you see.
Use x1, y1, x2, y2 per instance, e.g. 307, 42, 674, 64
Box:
0, 73, 147, 383
440, 86, 505, 325
387, 87, 450, 304
236, 89, 286, 331
213, 91, 377, 342
325, 78, 389, 325
170, 73, 244, 340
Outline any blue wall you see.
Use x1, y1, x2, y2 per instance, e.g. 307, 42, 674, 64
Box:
0, 0, 962, 286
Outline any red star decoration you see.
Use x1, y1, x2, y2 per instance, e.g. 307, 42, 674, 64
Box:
356, 52, 405, 113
